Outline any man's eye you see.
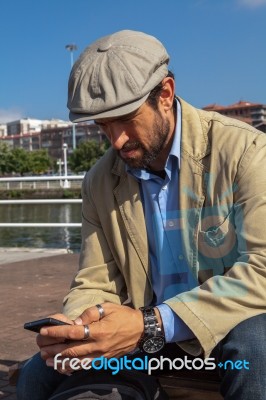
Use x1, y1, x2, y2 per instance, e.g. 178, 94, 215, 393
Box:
122, 118, 133, 124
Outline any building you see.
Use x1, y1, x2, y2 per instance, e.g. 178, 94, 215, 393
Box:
41, 119, 70, 130
1, 118, 73, 151
6, 118, 43, 136
5, 118, 71, 136
203, 101, 266, 132
0, 119, 105, 159
0, 124, 7, 137
40, 122, 105, 159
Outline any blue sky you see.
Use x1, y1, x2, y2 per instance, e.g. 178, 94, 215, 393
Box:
0, 0, 266, 123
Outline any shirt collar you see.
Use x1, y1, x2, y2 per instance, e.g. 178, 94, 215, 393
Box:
171, 98, 181, 169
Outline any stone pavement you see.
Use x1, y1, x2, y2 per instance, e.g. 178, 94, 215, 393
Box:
0, 251, 79, 399
0, 248, 71, 266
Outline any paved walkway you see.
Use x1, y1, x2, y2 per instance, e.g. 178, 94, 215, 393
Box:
0, 247, 71, 266
0, 250, 79, 399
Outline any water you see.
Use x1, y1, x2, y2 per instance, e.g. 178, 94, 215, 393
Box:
0, 204, 82, 252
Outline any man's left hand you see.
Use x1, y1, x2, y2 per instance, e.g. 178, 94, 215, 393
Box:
39, 303, 144, 371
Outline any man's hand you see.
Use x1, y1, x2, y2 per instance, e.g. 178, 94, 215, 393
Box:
38, 303, 144, 373
36, 313, 74, 349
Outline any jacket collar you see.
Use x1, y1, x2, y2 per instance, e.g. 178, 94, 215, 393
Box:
178, 96, 211, 162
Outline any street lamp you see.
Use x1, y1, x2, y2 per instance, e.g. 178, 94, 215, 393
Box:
62, 143, 70, 188
65, 43, 77, 150
65, 44, 77, 67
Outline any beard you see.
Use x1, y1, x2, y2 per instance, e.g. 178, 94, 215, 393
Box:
118, 111, 170, 169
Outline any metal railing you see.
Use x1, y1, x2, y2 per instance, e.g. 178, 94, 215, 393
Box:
0, 223, 81, 227
0, 175, 84, 190
0, 199, 82, 204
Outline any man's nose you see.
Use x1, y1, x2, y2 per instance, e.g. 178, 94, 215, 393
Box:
107, 124, 129, 150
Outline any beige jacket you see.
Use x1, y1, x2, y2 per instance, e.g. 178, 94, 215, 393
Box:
63, 98, 266, 357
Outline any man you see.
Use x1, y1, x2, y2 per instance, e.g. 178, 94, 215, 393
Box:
17, 30, 266, 400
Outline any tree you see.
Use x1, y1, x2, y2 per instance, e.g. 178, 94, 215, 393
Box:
69, 140, 109, 173
8, 147, 31, 176
0, 146, 53, 176
0, 143, 13, 175
29, 149, 52, 175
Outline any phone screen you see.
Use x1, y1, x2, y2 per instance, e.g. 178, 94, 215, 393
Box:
24, 317, 71, 333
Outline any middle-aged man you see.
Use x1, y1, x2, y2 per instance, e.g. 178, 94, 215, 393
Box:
17, 30, 266, 400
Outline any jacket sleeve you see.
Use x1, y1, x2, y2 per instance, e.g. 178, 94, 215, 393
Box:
63, 173, 128, 320
164, 133, 266, 357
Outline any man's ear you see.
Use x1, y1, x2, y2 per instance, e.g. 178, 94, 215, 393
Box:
159, 77, 175, 112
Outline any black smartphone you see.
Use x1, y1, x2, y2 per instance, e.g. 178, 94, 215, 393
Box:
24, 317, 71, 333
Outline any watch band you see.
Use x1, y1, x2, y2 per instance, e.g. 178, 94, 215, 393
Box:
139, 306, 163, 337
139, 306, 165, 353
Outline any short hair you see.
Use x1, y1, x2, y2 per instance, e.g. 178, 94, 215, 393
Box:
146, 70, 175, 110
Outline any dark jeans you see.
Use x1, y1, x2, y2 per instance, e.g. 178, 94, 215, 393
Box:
16, 313, 266, 400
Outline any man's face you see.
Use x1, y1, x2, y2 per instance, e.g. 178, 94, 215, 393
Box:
95, 101, 172, 170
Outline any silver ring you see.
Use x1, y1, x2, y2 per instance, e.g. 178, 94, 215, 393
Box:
95, 304, 105, 320
83, 324, 90, 340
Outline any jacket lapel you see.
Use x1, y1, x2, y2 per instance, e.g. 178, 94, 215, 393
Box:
178, 98, 209, 275
112, 159, 151, 282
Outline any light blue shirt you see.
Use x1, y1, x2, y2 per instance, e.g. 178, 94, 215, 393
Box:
127, 100, 197, 342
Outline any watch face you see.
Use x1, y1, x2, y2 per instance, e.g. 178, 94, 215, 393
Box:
142, 336, 165, 354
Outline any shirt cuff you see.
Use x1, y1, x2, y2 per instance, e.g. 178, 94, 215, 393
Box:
156, 303, 195, 342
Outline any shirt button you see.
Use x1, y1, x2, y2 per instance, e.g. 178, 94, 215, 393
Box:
178, 255, 184, 260
168, 220, 174, 227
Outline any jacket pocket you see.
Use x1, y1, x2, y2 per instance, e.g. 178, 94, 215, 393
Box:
197, 211, 238, 272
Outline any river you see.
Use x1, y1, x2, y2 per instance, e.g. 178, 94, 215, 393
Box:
0, 203, 82, 252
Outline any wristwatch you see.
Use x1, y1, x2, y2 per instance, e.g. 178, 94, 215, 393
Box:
139, 306, 165, 353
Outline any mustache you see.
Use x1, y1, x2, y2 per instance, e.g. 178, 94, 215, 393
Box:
121, 142, 141, 151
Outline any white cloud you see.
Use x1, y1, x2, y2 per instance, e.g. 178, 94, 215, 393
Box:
0, 108, 24, 124
238, 0, 266, 7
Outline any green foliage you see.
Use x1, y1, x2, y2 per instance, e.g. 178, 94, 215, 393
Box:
9, 190, 23, 199
53, 158, 59, 173
0, 142, 13, 175
0, 146, 53, 176
69, 139, 109, 173
0, 140, 107, 176
9, 147, 31, 176
29, 149, 52, 175
63, 189, 79, 199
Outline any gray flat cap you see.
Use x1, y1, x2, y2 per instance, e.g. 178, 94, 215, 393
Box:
67, 30, 169, 122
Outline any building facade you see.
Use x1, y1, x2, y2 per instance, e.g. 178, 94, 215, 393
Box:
40, 123, 105, 159
0, 124, 7, 137
203, 101, 266, 132
0, 119, 105, 160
